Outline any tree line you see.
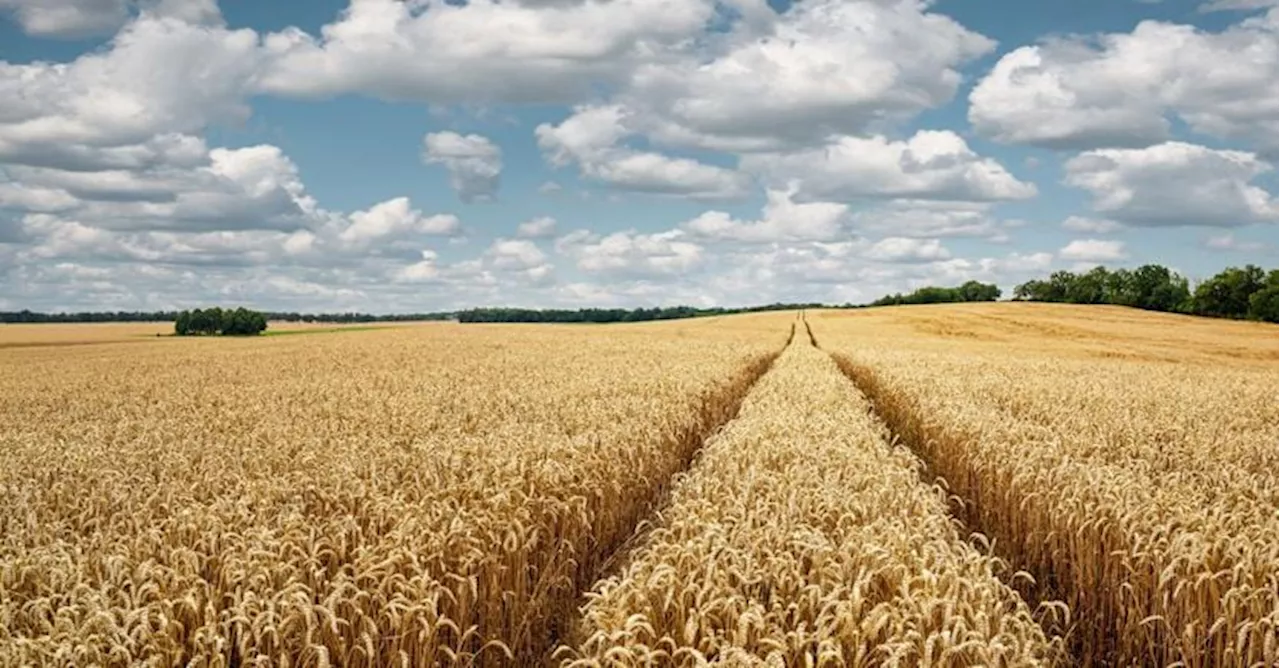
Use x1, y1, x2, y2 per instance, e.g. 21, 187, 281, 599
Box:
0, 309, 453, 324
1, 303, 823, 326
455, 303, 826, 323
863, 280, 1001, 307
3, 265, 1274, 327
1013, 264, 1277, 323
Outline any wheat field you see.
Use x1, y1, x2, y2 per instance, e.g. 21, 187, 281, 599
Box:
561, 331, 1063, 667
1, 304, 1276, 667
0, 316, 786, 666
811, 303, 1278, 667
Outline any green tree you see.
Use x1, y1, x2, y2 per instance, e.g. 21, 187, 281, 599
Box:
219, 307, 268, 335
186, 308, 217, 335
958, 280, 1001, 302
1130, 264, 1190, 312
1191, 265, 1267, 319
1104, 268, 1138, 306
1065, 266, 1109, 304
1013, 279, 1050, 301
1246, 270, 1278, 323
1016, 264, 1191, 313
868, 281, 998, 307
1016, 272, 1076, 302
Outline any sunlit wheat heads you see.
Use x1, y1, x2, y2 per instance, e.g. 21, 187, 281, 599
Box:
0, 315, 788, 667
561, 341, 1063, 667
814, 303, 1278, 667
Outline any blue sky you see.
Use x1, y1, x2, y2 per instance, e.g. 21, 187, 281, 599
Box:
0, 0, 1275, 312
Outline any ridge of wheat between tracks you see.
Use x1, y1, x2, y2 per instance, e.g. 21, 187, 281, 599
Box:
536, 322, 794, 664
805, 323, 1079, 666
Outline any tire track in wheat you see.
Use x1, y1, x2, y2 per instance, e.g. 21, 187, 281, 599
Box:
558, 327, 1061, 666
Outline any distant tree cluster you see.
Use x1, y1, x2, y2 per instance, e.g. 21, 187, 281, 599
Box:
174, 307, 268, 336
866, 281, 1002, 307
1187, 265, 1277, 322
1014, 264, 1277, 323
455, 303, 825, 323
1014, 265, 1190, 312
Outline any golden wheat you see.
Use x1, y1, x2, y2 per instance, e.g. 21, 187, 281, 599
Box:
560, 333, 1063, 667
812, 303, 1278, 667
0, 316, 787, 666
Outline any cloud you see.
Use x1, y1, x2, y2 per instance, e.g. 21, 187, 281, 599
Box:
391, 250, 443, 283
337, 197, 460, 247
0, 0, 222, 37
1061, 216, 1121, 233
923, 252, 1056, 288
256, 0, 716, 105
1063, 141, 1277, 227
0, 181, 79, 213
969, 13, 1278, 156
485, 238, 547, 271
1199, 0, 1275, 12
2, 144, 319, 232
851, 200, 1016, 240
615, 0, 995, 152
0, 10, 269, 254
537, 181, 563, 195
422, 132, 503, 203
0, 0, 130, 37
142, 0, 220, 24
864, 237, 952, 263
16, 213, 305, 266
1059, 238, 1129, 261
6, 0, 1269, 314
516, 216, 557, 238
0, 15, 260, 164
682, 188, 849, 243
484, 238, 555, 284
556, 228, 704, 276
1204, 232, 1266, 251
707, 244, 1055, 305
536, 105, 750, 200
742, 130, 1036, 202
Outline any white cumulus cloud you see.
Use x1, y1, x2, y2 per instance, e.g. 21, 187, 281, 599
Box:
1204, 232, 1266, 251
0, 15, 260, 164
682, 188, 849, 243
742, 130, 1036, 203
969, 12, 1278, 156
516, 216, 557, 239
536, 106, 750, 200
1061, 216, 1121, 233
556, 229, 704, 276
338, 197, 460, 247
1063, 141, 1277, 227
256, 0, 716, 105
617, 0, 995, 152
864, 237, 952, 263
1059, 238, 1129, 261
422, 132, 503, 203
